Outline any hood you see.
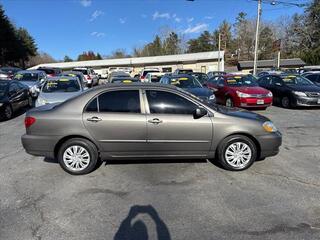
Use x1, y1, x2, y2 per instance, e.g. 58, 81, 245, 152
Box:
39, 92, 81, 104
20, 81, 39, 88
0, 95, 8, 103
286, 84, 320, 92
217, 105, 269, 122
184, 87, 213, 97
229, 86, 270, 94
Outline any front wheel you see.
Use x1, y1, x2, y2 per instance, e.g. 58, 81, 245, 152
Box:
217, 135, 257, 171
225, 97, 234, 107
281, 96, 291, 108
2, 104, 13, 120
58, 138, 99, 175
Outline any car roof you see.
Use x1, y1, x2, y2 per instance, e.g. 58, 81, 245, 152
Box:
16, 70, 44, 74
62, 71, 84, 75
93, 82, 178, 90
47, 76, 78, 81
168, 74, 194, 79
38, 67, 60, 69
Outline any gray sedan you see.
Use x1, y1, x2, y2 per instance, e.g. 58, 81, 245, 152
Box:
22, 83, 282, 175
35, 76, 84, 107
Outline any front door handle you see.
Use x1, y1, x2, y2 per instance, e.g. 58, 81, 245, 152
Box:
87, 116, 102, 122
148, 118, 163, 124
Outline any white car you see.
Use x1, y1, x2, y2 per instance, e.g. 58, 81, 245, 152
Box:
36, 76, 84, 107
138, 68, 161, 82
145, 72, 166, 83
72, 67, 99, 87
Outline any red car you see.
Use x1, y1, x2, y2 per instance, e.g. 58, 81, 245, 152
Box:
205, 74, 273, 109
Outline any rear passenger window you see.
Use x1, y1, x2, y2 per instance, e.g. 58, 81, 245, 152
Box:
86, 98, 98, 112
98, 90, 140, 113
146, 90, 197, 115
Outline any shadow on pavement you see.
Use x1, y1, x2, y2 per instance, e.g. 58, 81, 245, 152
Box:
114, 205, 171, 240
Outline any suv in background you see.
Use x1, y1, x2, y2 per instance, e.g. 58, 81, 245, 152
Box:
72, 67, 99, 87
137, 68, 160, 82
173, 69, 193, 75
37, 67, 62, 77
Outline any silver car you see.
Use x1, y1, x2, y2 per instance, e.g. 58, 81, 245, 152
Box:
22, 83, 282, 175
36, 76, 84, 107
13, 70, 47, 97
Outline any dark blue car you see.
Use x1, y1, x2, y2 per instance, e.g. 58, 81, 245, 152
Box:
159, 74, 216, 103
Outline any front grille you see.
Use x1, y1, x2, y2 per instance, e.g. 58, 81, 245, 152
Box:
306, 92, 320, 98
249, 94, 268, 98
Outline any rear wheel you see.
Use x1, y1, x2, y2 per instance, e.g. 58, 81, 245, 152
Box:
58, 138, 99, 175
217, 135, 257, 171
225, 97, 234, 107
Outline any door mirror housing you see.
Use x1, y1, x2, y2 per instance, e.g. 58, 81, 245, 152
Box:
193, 107, 208, 119
275, 82, 282, 86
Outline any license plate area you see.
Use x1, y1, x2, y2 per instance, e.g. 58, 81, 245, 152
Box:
257, 99, 264, 105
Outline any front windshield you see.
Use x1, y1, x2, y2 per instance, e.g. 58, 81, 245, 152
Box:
281, 75, 314, 86
0, 82, 8, 97
226, 75, 259, 87
170, 76, 202, 88
192, 73, 208, 83
42, 79, 80, 93
14, 72, 38, 81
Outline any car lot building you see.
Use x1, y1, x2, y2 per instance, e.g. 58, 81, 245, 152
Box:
29, 51, 224, 75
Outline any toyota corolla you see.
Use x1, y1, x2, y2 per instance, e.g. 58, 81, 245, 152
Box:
22, 83, 282, 175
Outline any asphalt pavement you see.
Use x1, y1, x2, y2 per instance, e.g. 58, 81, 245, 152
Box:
0, 106, 319, 240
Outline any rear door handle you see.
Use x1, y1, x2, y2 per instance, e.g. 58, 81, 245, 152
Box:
87, 116, 102, 122
148, 118, 163, 124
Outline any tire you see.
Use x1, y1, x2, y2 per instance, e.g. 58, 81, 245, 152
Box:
281, 96, 291, 108
2, 104, 13, 120
28, 96, 33, 107
57, 138, 99, 175
225, 97, 234, 107
217, 135, 257, 171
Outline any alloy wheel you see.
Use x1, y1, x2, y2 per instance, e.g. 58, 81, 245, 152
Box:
4, 105, 12, 119
225, 142, 252, 169
63, 145, 91, 171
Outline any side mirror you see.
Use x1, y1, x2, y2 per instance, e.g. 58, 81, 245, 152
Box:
193, 107, 208, 119
40, 78, 45, 83
275, 82, 282, 86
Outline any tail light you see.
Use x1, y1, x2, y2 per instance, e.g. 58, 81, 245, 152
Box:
87, 75, 92, 80
25, 116, 36, 128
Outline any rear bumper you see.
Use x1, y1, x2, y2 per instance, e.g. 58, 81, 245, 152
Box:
256, 131, 282, 158
21, 134, 60, 159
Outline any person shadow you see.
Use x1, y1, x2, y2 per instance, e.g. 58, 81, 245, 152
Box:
114, 205, 171, 240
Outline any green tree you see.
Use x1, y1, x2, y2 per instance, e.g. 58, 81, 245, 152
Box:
63, 55, 73, 62
259, 26, 276, 60
187, 31, 214, 53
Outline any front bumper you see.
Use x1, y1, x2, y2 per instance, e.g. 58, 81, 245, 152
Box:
294, 96, 320, 107
239, 97, 272, 108
256, 131, 282, 158
21, 134, 60, 159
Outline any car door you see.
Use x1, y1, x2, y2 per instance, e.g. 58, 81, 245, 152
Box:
212, 78, 226, 104
82, 89, 148, 156
17, 82, 29, 107
144, 89, 213, 157
270, 76, 285, 103
8, 82, 23, 111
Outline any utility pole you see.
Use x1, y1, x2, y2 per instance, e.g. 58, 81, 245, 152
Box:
218, 33, 221, 71
253, 0, 261, 76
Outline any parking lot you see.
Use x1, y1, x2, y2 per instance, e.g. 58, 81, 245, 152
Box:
0, 106, 319, 240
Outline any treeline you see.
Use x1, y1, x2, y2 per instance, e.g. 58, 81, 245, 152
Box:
0, 5, 37, 68
106, 0, 319, 65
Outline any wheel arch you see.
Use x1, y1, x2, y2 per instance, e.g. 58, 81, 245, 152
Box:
54, 135, 99, 159
216, 132, 261, 159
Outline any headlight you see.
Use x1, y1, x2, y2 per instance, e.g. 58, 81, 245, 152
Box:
209, 94, 216, 100
267, 91, 273, 97
36, 97, 48, 106
30, 85, 39, 93
262, 121, 278, 133
0, 103, 3, 107
293, 91, 307, 97
236, 91, 251, 98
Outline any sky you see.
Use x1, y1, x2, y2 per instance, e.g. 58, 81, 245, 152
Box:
1, 0, 308, 60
